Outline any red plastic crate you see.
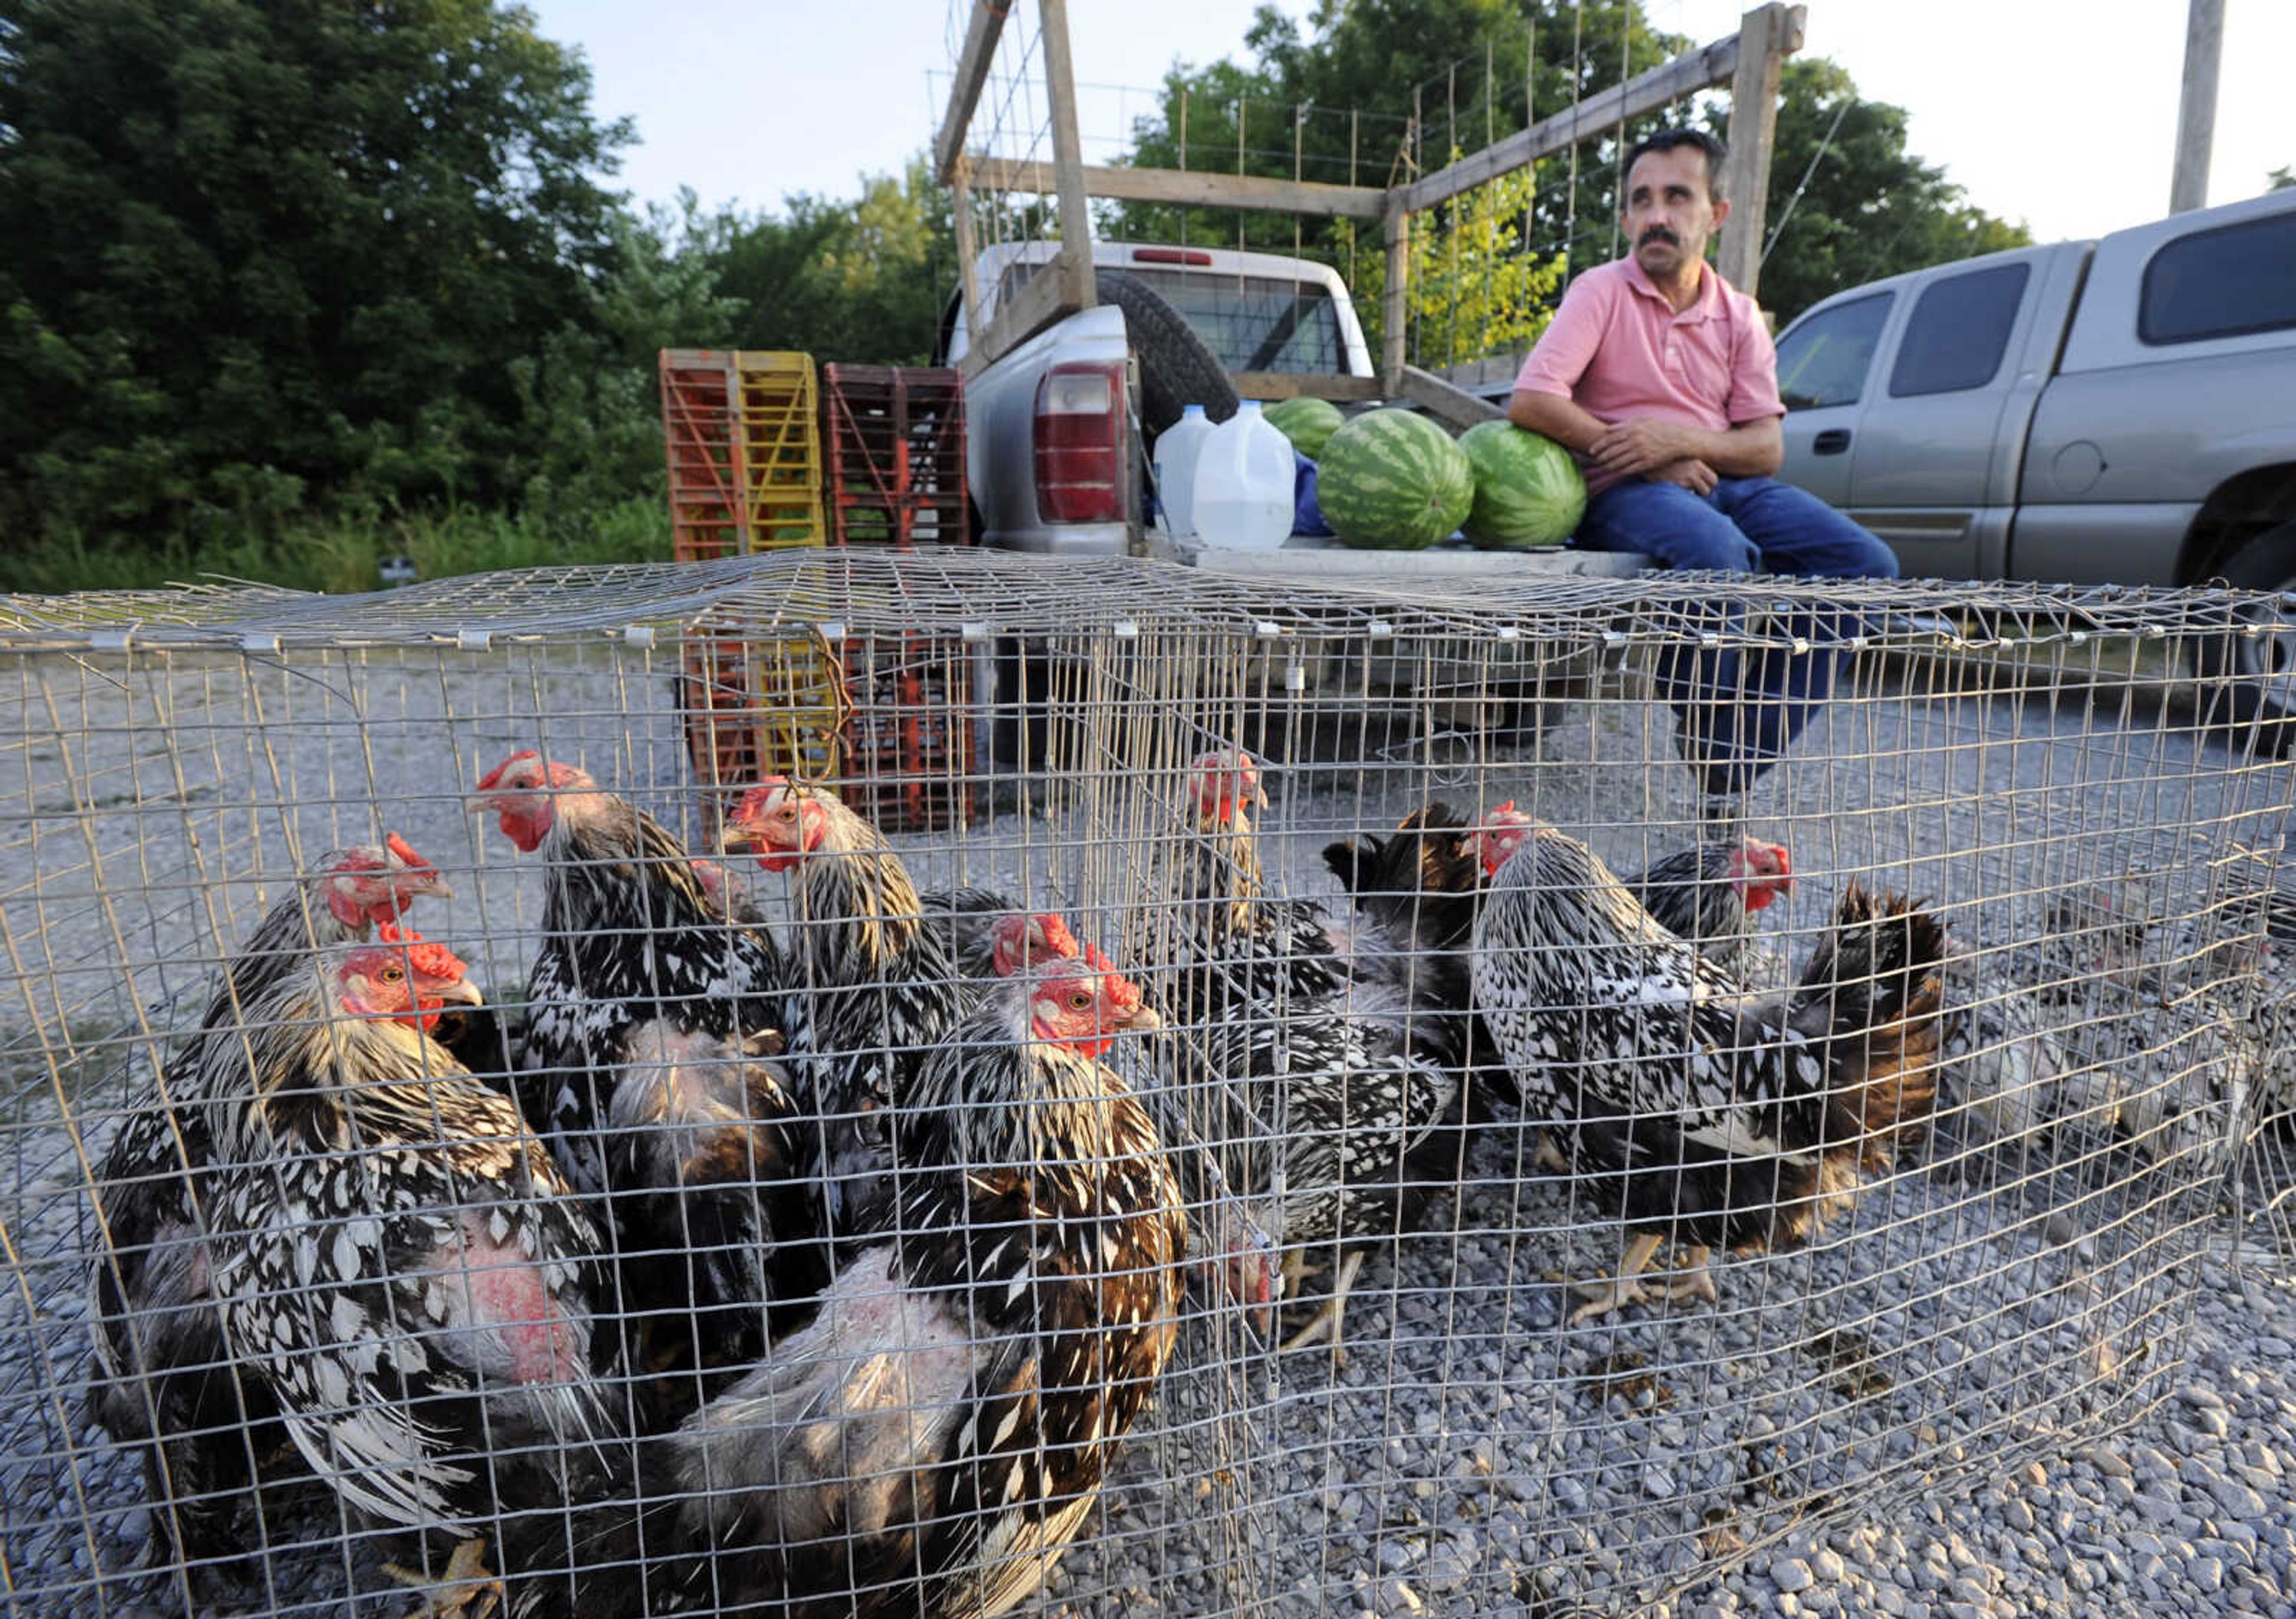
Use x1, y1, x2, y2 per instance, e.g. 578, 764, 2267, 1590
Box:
836, 630, 977, 832
820, 364, 969, 548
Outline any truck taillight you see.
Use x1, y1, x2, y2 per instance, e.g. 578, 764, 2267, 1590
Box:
1034, 361, 1128, 525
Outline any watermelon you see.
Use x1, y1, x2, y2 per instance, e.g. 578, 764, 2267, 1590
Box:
1315, 408, 1475, 550
1263, 396, 1347, 461
1458, 420, 1588, 549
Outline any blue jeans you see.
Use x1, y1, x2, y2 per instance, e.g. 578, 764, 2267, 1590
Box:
1576, 475, 1900, 796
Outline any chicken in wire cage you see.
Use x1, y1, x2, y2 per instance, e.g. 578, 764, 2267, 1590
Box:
2, 546, 2292, 1618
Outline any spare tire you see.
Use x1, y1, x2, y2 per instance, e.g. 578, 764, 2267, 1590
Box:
1095, 268, 1238, 438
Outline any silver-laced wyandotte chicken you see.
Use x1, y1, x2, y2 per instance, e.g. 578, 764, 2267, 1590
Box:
1471, 815, 1946, 1324
85, 836, 452, 1588
499, 945, 1183, 1619
471, 749, 802, 1404
1155, 750, 1481, 1353
718, 776, 1076, 1251
202, 928, 618, 1614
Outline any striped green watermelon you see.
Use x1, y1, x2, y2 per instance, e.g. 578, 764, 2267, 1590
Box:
1315, 408, 1474, 550
1263, 396, 1347, 461
1458, 420, 1587, 549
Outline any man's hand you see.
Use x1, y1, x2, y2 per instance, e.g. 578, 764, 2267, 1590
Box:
1644, 456, 1718, 496
1588, 417, 1699, 478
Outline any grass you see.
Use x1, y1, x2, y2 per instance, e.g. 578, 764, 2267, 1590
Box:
0, 495, 674, 597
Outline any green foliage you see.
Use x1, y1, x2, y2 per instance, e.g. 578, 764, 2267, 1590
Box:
2270, 165, 2295, 193
1110, 4, 2029, 351
0, 496, 671, 595
1351, 158, 1568, 365
1739, 59, 2033, 325
709, 161, 956, 364
0, 0, 961, 589
0, 0, 636, 539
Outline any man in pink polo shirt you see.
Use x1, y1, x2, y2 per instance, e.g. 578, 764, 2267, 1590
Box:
1511, 127, 1897, 806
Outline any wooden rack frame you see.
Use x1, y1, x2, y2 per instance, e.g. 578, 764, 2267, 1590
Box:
937, 2, 1803, 428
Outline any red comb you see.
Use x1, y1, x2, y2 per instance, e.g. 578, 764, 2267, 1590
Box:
475, 749, 537, 792
376, 922, 468, 982
384, 831, 433, 873
1036, 913, 1079, 959
1080, 943, 1143, 1013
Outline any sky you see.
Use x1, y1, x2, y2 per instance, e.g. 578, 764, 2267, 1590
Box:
521, 1, 2295, 248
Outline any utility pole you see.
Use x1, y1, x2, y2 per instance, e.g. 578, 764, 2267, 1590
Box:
2169, 0, 2224, 214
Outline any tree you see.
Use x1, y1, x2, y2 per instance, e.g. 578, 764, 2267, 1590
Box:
2270, 165, 2295, 192
1738, 58, 2032, 325
1104, 4, 2029, 358
0, 0, 635, 541
706, 161, 957, 365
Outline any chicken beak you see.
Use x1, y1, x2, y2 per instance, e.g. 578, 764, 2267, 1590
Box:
433, 978, 485, 1008
419, 872, 457, 902
1115, 1002, 1163, 1036
716, 817, 756, 853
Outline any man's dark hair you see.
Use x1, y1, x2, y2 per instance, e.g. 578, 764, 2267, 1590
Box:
1622, 128, 1728, 202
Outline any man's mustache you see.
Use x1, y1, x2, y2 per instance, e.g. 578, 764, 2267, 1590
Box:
1638, 227, 1681, 249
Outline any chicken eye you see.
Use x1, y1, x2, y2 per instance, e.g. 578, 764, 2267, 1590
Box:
777, 804, 798, 822
380, 965, 404, 983
1067, 989, 1094, 1012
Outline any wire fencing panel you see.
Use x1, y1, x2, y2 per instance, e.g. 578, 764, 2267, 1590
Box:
2, 550, 2291, 1617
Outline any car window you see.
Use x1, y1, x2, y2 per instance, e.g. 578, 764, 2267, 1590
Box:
2141, 212, 2296, 344
1775, 292, 1893, 410
1887, 263, 2031, 398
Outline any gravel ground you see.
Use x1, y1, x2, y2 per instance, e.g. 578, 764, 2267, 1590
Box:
1, 629, 2292, 1617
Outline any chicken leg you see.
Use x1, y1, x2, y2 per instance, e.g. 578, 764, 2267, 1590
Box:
386, 1536, 502, 1619
1563, 1233, 1718, 1325
1281, 1248, 1367, 1358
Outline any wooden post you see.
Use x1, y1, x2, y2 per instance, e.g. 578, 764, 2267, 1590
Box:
1714, 3, 1795, 299
2170, 0, 2224, 214
933, 0, 1012, 185
951, 156, 984, 351
1382, 200, 1410, 392
1038, 0, 1096, 313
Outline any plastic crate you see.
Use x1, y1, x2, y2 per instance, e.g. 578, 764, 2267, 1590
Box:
658, 349, 828, 556
836, 630, 977, 832
736, 351, 826, 550
659, 350, 744, 563
679, 630, 844, 800
679, 627, 977, 834
820, 364, 969, 549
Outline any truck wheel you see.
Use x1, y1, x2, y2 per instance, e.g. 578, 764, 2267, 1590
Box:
2193, 517, 2296, 757
1095, 269, 1238, 437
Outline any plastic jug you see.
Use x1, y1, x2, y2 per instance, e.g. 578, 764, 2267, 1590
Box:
1191, 400, 1295, 550
1152, 405, 1216, 536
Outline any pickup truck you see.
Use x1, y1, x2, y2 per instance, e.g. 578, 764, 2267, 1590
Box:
935, 240, 1376, 555
1770, 185, 2296, 731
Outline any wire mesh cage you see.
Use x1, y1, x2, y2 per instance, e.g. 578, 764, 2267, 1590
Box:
5, 548, 2293, 1617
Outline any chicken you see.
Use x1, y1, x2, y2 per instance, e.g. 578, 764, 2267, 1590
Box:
1323, 802, 1790, 985
717, 777, 1055, 1249
471, 750, 801, 1396
499, 946, 1183, 1619
201, 929, 618, 1607
1617, 828, 1795, 974
2048, 895, 2283, 1171
1937, 886, 2147, 1156
1471, 815, 1945, 1324
85, 836, 451, 1586
1156, 751, 1480, 1352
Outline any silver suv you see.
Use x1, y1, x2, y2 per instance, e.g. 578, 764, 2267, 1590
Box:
1772, 186, 2296, 733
